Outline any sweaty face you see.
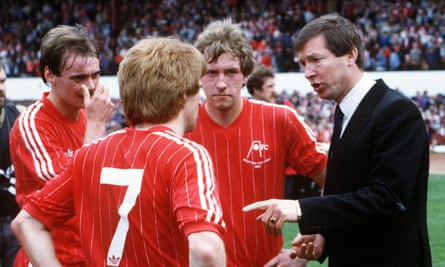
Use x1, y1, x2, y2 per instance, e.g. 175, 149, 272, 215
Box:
201, 52, 247, 112
46, 55, 100, 111
298, 34, 351, 102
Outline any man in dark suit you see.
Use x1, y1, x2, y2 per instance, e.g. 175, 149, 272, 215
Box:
243, 13, 432, 267
0, 62, 24, 267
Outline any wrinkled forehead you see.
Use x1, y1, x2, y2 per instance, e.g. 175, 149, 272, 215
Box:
206, 52, 241, 68
60, 53, 100, 72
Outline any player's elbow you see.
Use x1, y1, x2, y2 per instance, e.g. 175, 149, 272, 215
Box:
11, 210, 27, 239
11, 210, 41, 240
188, 231, 226, 266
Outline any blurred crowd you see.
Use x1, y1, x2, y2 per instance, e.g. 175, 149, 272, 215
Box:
74, 89, 444, 147
2, 0, 445, 77
11, 88, 445, 146
3, 0, 445, 146
271, 89, 445, 147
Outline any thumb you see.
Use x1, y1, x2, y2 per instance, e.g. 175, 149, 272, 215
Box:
291, 233, 305, 246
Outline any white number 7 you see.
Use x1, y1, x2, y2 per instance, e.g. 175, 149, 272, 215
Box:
100, 167, 143, 266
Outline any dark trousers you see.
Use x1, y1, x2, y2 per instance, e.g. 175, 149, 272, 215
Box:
284, 174, 321, 199
0, 215, 20, 267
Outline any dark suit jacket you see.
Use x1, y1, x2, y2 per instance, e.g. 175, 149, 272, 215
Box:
299, 80, 432, 267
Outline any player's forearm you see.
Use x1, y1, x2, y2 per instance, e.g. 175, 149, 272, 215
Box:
188, 231, 226, 266
11, 210, 62, 267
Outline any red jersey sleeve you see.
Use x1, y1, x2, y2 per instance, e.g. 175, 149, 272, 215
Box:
283, 105, 327, 177
9, 98, 86, 206
23, 165, 75, 229
171, 138, 225, 237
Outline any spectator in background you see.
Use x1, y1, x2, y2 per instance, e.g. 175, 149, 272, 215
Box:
406, 42, 423, 70
246, 64, 293, 108
416, 90, 432, 111
0, 62, 25, 267
11, 36, 226, 267
424, 43, 442, 70
2, 1, 445, 75
9, 24, 114, 267
374, 47, 388, 71
246, 64, 278, 103
389, 46, 401, 70
185, 18, 327, 267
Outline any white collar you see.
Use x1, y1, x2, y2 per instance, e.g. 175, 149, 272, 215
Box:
338, 73, 375, 134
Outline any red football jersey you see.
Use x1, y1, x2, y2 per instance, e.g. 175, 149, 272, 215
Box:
24, 126, 225, 267
10, 93, 86, 266
185, 98, 327, 266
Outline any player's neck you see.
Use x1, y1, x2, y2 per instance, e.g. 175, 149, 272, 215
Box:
134, 119, 184, 136
47, 93, 80, 121
204, 99, 243, 128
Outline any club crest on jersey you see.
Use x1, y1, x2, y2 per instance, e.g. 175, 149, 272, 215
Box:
243, 140, 271, 168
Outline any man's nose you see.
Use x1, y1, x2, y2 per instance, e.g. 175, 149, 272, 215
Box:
303, 65, 315, 79
215, 73, 228, 89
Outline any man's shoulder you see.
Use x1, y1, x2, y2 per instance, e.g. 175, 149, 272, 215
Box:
3, 103, 22, 119
4, 102, 19, 111
248, 98, 296, 114
373, 81, 413, 106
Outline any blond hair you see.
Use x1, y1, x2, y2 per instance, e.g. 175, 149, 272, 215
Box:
195, 18, 255, 77
118, 37, 206, 125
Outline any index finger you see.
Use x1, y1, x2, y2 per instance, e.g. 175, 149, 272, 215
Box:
242, 200, 269, 212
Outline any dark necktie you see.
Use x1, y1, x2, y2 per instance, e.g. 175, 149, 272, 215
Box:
333, 105, 344, 141
329, 105, 344, 159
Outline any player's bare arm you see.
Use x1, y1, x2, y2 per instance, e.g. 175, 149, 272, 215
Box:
11, 210, 62, 267
188, 231, 226, 266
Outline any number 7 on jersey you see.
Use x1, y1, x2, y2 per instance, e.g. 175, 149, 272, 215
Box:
100, 167, 144, 266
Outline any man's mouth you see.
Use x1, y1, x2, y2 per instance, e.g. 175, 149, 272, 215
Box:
213, 94, 230, 98
311, 83, 321, 89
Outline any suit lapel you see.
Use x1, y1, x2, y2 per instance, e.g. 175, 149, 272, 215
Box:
326, 80, 388, 192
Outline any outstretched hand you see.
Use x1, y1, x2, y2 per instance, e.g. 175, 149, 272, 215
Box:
243, 199, 299, 235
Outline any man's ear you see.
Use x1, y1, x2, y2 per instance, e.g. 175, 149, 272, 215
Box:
44, 66, 54, 84
347, 47, 358, 65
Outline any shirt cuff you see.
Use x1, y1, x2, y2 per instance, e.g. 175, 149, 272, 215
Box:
296, 200, 302, 222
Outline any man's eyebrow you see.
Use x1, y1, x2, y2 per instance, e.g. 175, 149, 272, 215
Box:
69, 70, 101, 79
